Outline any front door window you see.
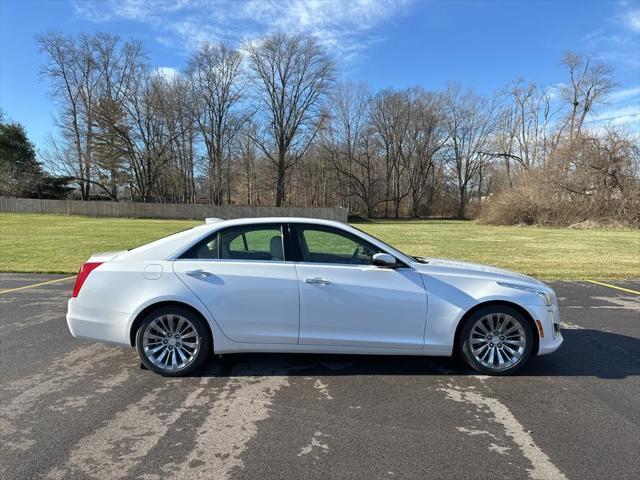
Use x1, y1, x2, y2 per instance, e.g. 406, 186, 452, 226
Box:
295, 225, 380, 265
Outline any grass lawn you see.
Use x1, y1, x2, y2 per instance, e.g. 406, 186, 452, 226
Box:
0, 213, 638, 279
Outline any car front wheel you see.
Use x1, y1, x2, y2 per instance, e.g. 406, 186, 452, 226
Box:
459, 305, 534, 375
135, 306, 210, 377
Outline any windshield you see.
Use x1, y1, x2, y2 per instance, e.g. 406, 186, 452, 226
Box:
348, 224, 428, 263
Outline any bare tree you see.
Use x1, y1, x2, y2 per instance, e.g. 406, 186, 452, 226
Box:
370, 89, 413, 217
91, 34, 145, 199
561, 51, 615, 141
327, 81, 371, 210
344, 127, 385, 217
319, 83, 382, 216
442, 84, 496, 219
162, 75, 198, 203
245, 33, 334, 206
34, 31, 635, 224
187, 43, 245, 204
506, 80, 555, 169
38, 32, 148, 200
489, 80, 556, 187
235, 121, 260, 205
405, 89, 448, 217
38, 32, 99, 199
100, 68, 185, 202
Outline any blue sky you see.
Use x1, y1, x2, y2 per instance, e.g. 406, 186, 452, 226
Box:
1, 0, 639, 152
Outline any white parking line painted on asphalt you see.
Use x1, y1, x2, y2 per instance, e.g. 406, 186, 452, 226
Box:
489, 443, 512, 455
159, 368, 290, 479
297, 431, 330, 457
591, 296, 640, 311
47, 380, 210, 480
439, 384, 567, 480
313, 379, 333, 400
0, 344, 125, 453
0, 297, 67, 335
561, 321, 584, 330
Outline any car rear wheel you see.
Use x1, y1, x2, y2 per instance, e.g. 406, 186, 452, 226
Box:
459, 305, 534, 376
135, 306, 210, 377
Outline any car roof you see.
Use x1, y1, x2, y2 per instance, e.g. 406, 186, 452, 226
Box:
117, 217, 345, 262
117, 217, 413, 265
204, 216, 348, 229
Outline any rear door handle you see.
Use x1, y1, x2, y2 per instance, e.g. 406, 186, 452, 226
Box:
186, 269, 213, 277
304, 277, 331, 285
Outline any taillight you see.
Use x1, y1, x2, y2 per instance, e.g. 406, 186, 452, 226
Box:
71, 262, 103, 298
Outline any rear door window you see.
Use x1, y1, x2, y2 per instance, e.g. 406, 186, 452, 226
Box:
222, 226, 283, 261
180, 224, 285, 261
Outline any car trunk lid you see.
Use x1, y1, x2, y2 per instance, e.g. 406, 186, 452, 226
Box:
87, 250, 127, 262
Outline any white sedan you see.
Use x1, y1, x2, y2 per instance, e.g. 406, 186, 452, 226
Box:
67, 217, 563, 376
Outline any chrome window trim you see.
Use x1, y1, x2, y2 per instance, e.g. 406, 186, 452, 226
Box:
172, 258, 293, 264
292, 260, 413, 270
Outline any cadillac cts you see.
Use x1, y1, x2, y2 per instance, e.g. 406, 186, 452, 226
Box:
67, 217, 563, 376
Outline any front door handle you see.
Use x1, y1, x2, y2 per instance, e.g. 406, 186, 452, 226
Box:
304, 277, 331, 285
186, 269, 213, 277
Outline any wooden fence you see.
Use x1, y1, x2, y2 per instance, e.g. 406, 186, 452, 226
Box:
0, 197, 348, 222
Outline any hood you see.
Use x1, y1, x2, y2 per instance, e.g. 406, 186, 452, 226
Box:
411, 257, 549, 290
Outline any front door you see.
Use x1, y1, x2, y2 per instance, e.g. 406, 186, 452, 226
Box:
173, 223, 299, 344
292, 224, 427, 350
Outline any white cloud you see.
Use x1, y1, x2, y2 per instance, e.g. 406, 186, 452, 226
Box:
154, 66, 180, 81
73, 0, 195, 22
625, 8, 640, 32
608, 85, 640, 102
586, 86, 640, 132
583, 3, 640, 72
590, 105, 640, 124
546, 82, 566, 101
72, 0, 411, 62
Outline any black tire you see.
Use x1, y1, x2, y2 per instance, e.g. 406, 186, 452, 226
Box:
135, 306, 211, 377
458, 305, 534, 376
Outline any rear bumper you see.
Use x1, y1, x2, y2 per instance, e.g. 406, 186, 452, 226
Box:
66, 298, 131, 346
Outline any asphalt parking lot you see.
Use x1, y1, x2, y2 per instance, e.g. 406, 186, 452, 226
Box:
1, 274, 639, 480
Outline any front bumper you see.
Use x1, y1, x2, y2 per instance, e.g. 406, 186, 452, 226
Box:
525, 302, 563, 356
538, 331, 563, 355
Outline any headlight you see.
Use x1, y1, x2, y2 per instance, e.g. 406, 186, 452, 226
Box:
497, 282, 554, 306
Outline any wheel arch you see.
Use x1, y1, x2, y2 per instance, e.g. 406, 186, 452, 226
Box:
452, 300, 540, 356
129, 300, 213, 349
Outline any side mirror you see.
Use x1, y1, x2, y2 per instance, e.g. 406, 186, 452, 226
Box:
372, 253, 398, 268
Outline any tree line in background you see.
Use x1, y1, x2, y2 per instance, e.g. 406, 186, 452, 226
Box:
1, 31, 638, 226
0, 112, 71, 199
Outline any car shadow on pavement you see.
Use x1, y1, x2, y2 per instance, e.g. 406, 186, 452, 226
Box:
519, 328, 640, 379
190, 329, 640, 380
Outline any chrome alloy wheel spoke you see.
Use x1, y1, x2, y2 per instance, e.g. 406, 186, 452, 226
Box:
142, 314, 200, 371
469, 313, 526, 371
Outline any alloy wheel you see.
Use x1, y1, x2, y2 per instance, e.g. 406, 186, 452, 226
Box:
468, 313, 527, 371
141, 314, 200, 372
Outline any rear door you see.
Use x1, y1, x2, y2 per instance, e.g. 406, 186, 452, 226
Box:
291, 223, 427, 350
173, 223, 299, 344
